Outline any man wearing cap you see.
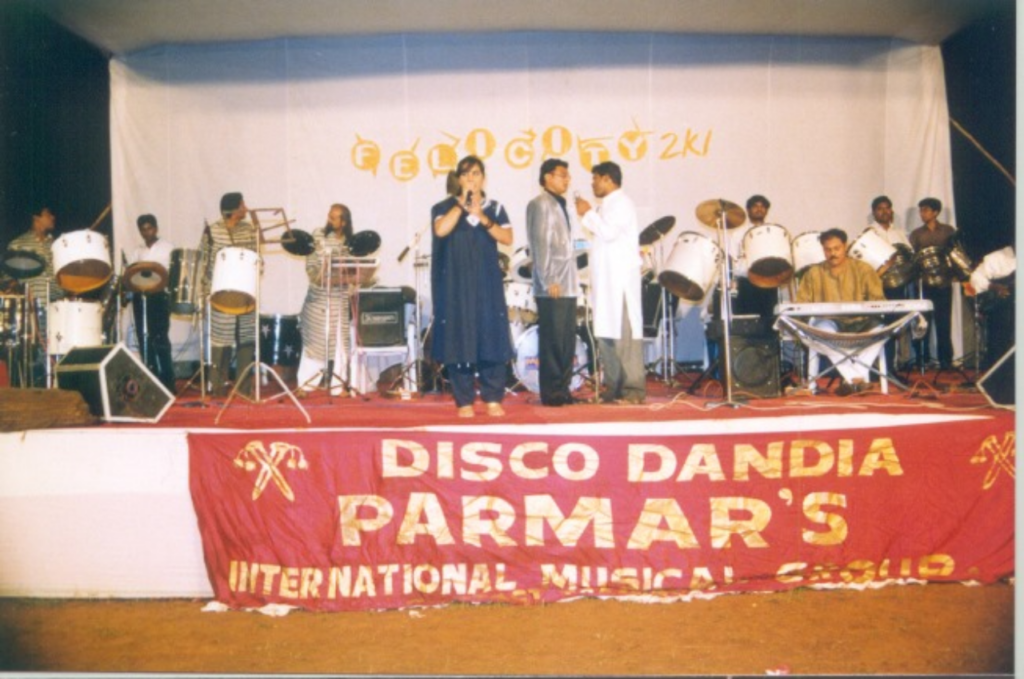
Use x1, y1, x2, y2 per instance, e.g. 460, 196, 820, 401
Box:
200, 192, 258, 396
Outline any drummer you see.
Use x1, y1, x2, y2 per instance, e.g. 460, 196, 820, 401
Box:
5, 205, 61, 386
200, 192, 258, 397
297, 203, 354, 394
866, 195, 913, 371
732, 194, 778, 325
127, 214, 176, 392
7, 205, 62, 304
909, 197, 957, 371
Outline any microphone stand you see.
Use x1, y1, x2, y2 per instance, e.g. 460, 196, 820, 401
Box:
708, 201, 743, 409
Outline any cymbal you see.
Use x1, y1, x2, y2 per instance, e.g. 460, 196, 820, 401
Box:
695, 199, 746, 229
281, 229, 315, 257
639, 216, 676, 245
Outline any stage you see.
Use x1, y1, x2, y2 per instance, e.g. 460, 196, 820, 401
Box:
0, 365, 1013, 612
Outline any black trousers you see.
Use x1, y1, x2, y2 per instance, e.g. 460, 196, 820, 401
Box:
883, 283, 910, 370
921, 284, 954, 367
132, 291, 176, 391
537, 296, 577, 404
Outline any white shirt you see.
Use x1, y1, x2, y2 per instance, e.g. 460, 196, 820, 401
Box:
129, 238, 175, 270
969, 246, 1015, 294
581, 188, 643, 339
867, 221, 912, 249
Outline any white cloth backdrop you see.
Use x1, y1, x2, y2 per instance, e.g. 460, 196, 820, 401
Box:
109, 33, 959, 360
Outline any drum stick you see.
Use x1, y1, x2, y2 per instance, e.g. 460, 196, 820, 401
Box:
87, 203, 112, 231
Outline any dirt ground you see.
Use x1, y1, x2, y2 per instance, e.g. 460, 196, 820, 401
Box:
0, 580, 1013, 676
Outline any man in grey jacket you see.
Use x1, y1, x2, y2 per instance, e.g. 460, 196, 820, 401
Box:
526, 158, 578, 406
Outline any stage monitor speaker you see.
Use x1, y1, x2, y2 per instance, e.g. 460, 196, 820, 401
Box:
719, 335, 781, 398
357, 289, 405, 347
55, 343, 174, 423
978, 346, 1014, 409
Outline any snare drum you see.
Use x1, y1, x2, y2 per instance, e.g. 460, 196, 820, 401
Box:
210, 247, 259, 314
657, 232, 723, 302
52, 230, 112, 294
849, 229, 897, 272
880, 243, 916, 289
914, 245, 951, 288
513, 325, 588, 394
47, 300, 103, 354
791, 232, 825, 275
741, 224, 793, 288
504, 281, 537, 325
946, 242, 973, 282
168, 249, 205, 315
259, 314, 302, 367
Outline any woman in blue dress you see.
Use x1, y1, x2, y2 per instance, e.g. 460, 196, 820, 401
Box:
430, 156, 514, 417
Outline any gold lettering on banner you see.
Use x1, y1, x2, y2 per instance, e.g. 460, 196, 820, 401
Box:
709, 497, 771, 549
465, 128, 497, 160
577, 135, 612, 171
970, 432, 1016, 490
776, 554, 956, 584
541, 125, 573, 158
801, 492, 848, 545
427, 133, 460, 177
617, 120, 653, 161
397, 492, 455, 545
389, 140, 420, 182
233, 441, 308, 501
523, 495, 615, 548
352, 135, 381, 176
505, 129, 537, 168
626, 498, 700, 550
462, 495, 518, 547
338, 495, 394, 546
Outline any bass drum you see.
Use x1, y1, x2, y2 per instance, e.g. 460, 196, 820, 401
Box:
168, 249, 205, 315
47, 300, 102, 355
259, 314, 302, 367
658, 232, 723, 302
513, 325, 589, 394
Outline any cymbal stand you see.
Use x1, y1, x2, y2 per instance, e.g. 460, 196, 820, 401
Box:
387, 223, 433, 396
297, 248, 351, 401
177, 296, 210, 406
217, 246, 310, 425
708, 202, 742, 409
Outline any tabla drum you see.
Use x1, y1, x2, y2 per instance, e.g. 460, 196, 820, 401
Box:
47, 300, 102, 354
510, 246, 532, 283
849, 229, 897, 272
168, 249, 205, 315
504, 281, 537, 325
0, 294, 24, 341
791, 232, 825, 275
123, 261, 169, 295
211, 247, 259, 314
52, 231, 112, 294
946, 242, 973, 282
0, 249, 45, 280
741, 224, 793, 288
914, 245, 951, 288
658, 231, 723, 302
880, 243, 916, 289
513, 325, 589, 394
259, 314, 302, 367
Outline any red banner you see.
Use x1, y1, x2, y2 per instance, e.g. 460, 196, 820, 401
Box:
188, 412, 1015, 611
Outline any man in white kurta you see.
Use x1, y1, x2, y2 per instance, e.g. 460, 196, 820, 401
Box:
575, 161, 645, 404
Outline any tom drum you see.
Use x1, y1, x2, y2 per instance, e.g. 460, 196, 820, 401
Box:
658, 231, 723, 302
791, 232, 825, 276
210, 247, 259, 315
52, 230, 112, 294
741, 224, 793, 288
47, 300, 103, 355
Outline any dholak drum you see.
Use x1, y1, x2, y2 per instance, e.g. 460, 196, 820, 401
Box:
168, 249, 205, 315
791, 232, 825, 276
513, 325, 588, 394
880, 243, 916, 289
849, 229, 897, 272
123, 261, 169, 294
946, 242, 973, 282
658, 231, 723, 302
914, 245, 951, 287
504, 281, 537, 325
52, 230, 112, 294
0, 294, 24, 341
0, 249, 45, 280
259, 314, 302, 367
211, 247, 259, 314
47, 300, 102, 354
741, 224, 793, 288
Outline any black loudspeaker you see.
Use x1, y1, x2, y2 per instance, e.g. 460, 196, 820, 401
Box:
357, 289, 405, 347
55, 343, 174, 422
978, 346, 1014, 409
719, 335, 781, 398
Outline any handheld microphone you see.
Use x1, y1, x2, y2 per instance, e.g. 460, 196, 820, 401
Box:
466, 190, 473, 206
